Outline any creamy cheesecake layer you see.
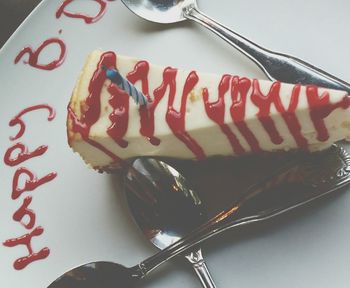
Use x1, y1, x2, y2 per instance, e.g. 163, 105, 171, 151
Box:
67, 50, 350, 170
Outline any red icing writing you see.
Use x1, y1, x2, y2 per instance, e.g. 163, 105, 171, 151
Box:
14, 38, 66, 70
13, 196, 35, 229
12, 167, 57, 200
3, 105, 57, 270
56, 0, 107, 24
4, 143, 48, 167
9, 104, 55, 141
3, 227, 50, 270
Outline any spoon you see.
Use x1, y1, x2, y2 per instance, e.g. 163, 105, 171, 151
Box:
120, 0, 350, 93
124, 158, 216, 288
48, 145, 350, 288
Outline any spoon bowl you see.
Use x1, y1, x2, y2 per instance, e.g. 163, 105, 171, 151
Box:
121, 0, 189, 24
48, 262, 138, 288
125, 158, 205, 247
125, 158, 216, 287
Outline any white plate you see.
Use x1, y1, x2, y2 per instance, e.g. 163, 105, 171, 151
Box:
1, 0, 350, 287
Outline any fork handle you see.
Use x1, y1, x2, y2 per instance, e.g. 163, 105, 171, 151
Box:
183, 4, 350, 93
185, 248, 216, 288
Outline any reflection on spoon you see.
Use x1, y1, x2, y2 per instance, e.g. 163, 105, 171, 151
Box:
125, 158, 216, 287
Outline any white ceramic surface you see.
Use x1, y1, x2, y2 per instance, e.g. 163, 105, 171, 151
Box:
1, 0, 350, 287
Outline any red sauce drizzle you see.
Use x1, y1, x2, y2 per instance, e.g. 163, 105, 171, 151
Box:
278, 84, 308, 149
68, 107, 120, 162
155, 69, 205, 159
56, 0, 107, 24
203, 75, 245, 155
251, 80, 284, 145
14, 38, 66, 71
83, 52, 114, 133
3, 227, 50, 270
127, 61, 161, 146
72, 53, 205, 160
307, 86, 350, 141
129, 65, 205, 157
9, 104, 55, 141
68, 52, 121, 162
107, 85, 130, 148
230, 76, 262, 153
250, 80, 314, 150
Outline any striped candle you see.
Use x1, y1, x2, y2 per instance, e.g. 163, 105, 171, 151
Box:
103, 66, 148, 106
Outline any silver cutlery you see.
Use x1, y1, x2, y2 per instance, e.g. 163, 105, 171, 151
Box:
120, 0, 350, 93
124, 158, 216, 288
48, 145, 350, 288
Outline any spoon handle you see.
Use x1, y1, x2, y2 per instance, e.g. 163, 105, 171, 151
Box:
183, 4, 350, 93
137, 207, 243, 277
185, 248, 216, 288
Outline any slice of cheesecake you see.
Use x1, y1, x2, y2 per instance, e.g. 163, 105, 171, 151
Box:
67, 50, 350, 170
